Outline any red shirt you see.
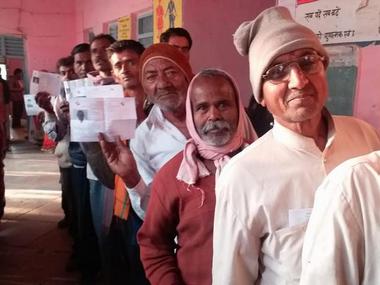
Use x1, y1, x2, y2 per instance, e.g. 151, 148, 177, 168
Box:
138, 152, 216, 285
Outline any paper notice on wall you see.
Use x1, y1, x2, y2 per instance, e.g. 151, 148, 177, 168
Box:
118, 16, 132, 40
295, 0, 380, 44
24, 94, 44, 116
29, 71, 61, 97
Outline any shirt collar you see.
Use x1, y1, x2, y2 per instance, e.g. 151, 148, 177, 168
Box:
272, 108, 335, 155
144, 105, 187, 140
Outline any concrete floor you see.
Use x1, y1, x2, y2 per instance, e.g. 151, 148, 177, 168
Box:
0, 126, 79, 284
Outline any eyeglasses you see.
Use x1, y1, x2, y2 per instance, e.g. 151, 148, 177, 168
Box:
262, 54, 325, 84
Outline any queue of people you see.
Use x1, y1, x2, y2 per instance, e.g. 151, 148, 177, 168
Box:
2, 5, 380, 285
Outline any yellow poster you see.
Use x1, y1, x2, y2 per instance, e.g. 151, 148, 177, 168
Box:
118, 16, 132, 40
153, 0, 182, 43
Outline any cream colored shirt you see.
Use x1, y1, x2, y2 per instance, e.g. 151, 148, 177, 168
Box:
301, 150, 380, 285
128, 105, 187, 220
212, 114, 380, 285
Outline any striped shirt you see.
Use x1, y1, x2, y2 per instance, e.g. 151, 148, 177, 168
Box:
113, 175, 130, 220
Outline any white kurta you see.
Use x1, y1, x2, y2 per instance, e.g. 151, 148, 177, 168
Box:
301, 150, 380, 285
212, 113, 380, 285
128, 105, 187, 219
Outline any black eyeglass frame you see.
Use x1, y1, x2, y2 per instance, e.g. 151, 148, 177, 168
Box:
262, 54, 326, 84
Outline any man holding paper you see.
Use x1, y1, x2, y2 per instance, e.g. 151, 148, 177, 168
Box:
65, 43, 101, 284
99, 43, 193, 283
107, 39, 151, 123
87, 33, 115, 86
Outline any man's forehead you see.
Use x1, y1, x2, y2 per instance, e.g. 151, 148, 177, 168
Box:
111, 49, 139, 62
194, 75, 234, 89
191, 76, 236, 101
168, 36, 189, 48
59, 65, 72, 72
144, 58, 180, 71
91, 38, 112, 49
74, 52, 91, 61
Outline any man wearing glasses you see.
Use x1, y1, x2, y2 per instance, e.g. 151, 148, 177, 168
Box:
212, 6, 380, 285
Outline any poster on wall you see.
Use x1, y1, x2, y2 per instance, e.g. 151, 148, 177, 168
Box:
278, 0, 380, 44
153, 0, 183, 43
118, 16, 132, 40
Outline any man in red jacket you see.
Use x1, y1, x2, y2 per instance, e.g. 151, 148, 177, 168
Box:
137, 69, 256, 285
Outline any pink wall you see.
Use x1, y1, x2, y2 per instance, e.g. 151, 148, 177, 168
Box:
73, 0, 275, 105
1, 0, 274, 100
74, 0, 152, 42
354, 45, 380, 130
183, 1, 275, 105
0, 0, 76, 81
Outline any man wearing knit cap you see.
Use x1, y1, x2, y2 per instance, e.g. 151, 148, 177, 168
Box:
137, 69, 256, 285
100, 43, 193, 221
212, 6, 380, 285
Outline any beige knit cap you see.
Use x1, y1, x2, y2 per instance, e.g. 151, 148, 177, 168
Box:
233, 6, 329, 103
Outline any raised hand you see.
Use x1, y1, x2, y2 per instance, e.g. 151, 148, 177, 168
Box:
35, 92, 54, 114
98, 133, 141, 188
57, 100, 70, 123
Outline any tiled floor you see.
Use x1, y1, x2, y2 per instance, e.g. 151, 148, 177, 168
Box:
0, 125, 79, 284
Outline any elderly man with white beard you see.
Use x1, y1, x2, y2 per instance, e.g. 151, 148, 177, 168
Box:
137, 69, 257, 285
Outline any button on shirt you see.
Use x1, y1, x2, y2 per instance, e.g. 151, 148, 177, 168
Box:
212, 111, 380, 285
128, 105, 187, 220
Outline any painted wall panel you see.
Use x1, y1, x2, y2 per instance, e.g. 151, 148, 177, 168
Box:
74, 0, 152, 41
355, 45, 380, 130
183, 0, 275, 105
0, 0, 76, 78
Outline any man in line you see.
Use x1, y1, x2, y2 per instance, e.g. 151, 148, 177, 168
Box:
108, 40, 149, 122
138, 69, 256, 285
35, 56, 76, 229
86, 39, 149, 284
80, 34, 116, 258
88, 39, 147, 189
100, 43, 193, 283
300, 150, 380, 284
36, 46, 99, 283
67, 43, 100, 284
99, 43, 193, 283
87, 33, 115, 85
212, 6, 380, 285
160, 27, 192, 60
